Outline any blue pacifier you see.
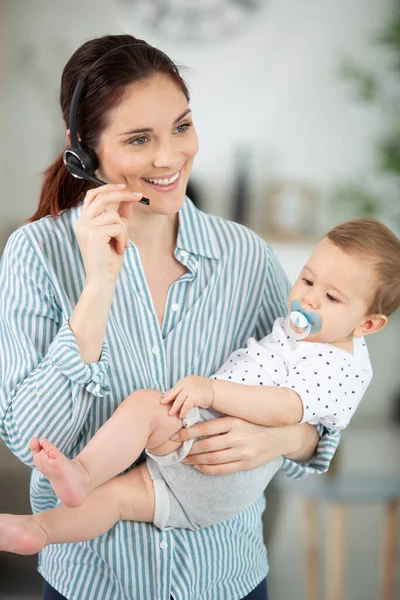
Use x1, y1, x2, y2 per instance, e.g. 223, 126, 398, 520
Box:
288, 299, 322, 339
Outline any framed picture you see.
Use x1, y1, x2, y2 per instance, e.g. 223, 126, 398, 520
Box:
263, 181, 319, 242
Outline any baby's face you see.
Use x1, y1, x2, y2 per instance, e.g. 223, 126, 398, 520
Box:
288, 237, 375, 344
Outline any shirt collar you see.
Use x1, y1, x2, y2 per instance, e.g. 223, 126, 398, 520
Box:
177, 197, 221, 260
176, 196, 221, 259
71, 195, 221, 260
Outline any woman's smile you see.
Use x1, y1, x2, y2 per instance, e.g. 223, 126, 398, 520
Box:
142, 168, 182, 193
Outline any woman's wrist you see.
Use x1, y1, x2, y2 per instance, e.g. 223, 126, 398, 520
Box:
272, 424, 303, 457
280, 423, 319, 462
83, 280, 116, 299
69, 283, 115, 364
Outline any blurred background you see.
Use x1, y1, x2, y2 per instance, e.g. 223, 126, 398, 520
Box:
1, 0, 399, 599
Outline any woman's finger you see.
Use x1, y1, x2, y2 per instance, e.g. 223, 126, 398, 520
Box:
193, 461, 244, 476
94, 209, 123, 226
83, 184, 126, 211
95, 210, 129, 247
83, 183, 126, 203
98, 224, 127, 255
83, 190, 142, 219
170, 416, 233, 442
185, 433, 233, 455
183, 447, 236, 466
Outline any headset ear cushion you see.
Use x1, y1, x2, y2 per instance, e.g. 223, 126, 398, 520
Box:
63, 153, 82, 175
77, 143, 99, 174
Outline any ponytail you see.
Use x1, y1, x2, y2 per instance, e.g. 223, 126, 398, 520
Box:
28, 150, 95, 222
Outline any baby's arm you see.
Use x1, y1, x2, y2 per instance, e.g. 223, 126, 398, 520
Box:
161, 376, 304, 426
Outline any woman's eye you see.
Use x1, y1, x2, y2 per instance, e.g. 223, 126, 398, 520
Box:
302, 277, 313, 286
174, 122, 193, 134
129, 136, 148, 146
327, 294, 339, 303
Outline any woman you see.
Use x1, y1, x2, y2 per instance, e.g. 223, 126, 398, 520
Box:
0, 34, 338, 600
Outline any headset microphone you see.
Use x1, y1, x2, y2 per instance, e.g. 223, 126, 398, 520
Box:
63, 78, 150, 205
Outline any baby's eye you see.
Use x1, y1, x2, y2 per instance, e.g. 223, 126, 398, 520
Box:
302, 277, 313, 286
327, 293, 339, 303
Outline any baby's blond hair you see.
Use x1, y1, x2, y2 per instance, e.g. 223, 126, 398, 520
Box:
326, 218, 400, 317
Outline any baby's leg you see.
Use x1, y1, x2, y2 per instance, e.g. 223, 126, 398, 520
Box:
31, 389, 183, 507
0, 463, 154, 555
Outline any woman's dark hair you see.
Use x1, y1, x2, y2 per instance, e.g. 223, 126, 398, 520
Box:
29, 34, 189, 222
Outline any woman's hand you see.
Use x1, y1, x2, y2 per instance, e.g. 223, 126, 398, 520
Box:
171, 417, 317, 475
73, 184, 143, 287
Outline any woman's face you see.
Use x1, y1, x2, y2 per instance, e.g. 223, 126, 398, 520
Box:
95, 74, 199, 215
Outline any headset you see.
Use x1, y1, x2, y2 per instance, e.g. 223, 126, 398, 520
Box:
62, 53, 150, 205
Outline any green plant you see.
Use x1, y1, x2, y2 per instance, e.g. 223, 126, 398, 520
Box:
332, 1, 400, 231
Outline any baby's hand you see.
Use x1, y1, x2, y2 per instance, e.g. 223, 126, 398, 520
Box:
160, 376, 214, 419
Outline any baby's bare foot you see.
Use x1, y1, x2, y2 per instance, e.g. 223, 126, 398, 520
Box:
31, 438, 90, 508
0, 514, 48, 555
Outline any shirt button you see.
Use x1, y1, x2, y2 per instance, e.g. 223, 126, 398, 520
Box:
152, 346, 160, 355
94, 383, 101, 394
171, 303, 179, 312
194, 261, 200, 270
180, 250, 188, 259
160, 541, 168, 549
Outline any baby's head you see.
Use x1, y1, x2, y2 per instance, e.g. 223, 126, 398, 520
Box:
288, 218, 400, 344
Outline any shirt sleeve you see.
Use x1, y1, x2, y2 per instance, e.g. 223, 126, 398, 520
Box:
254, 245, 291, 338
0, 229, 111, 467
281, 424, 341, 479
283, 352, 371, 431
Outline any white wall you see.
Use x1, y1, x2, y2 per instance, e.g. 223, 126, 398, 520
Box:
1, 0, 394, 232
1, 0, 399, 423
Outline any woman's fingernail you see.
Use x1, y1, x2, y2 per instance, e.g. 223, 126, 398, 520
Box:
117, 183, 126, 188
170, 434, 179, 441
131, 192, 142, 198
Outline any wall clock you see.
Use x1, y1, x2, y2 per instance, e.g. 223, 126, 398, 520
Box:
117, 0, 265, 43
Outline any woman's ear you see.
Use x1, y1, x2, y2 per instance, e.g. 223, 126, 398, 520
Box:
353, 314, 388, 338
66, 129, 82, 145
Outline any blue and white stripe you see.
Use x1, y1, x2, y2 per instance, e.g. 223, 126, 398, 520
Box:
0, 198, 339, 599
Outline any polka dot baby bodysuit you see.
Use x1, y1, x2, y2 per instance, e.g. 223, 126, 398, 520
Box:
212, 317, 372, 431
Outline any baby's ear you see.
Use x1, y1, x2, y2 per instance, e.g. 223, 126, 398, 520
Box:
353, 314, 388, 338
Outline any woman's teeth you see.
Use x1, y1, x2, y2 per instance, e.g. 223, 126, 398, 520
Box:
144, 172, 180, 186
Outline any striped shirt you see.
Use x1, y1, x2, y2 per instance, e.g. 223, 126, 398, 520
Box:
0, 198, 339, 600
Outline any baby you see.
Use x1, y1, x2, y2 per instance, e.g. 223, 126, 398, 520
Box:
1, 218, 399, 555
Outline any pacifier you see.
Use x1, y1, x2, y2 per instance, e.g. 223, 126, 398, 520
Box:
288, 299, 322, 340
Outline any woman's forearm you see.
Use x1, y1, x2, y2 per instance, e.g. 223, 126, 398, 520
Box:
281, 423, 319, 462
69, 283, 115, 363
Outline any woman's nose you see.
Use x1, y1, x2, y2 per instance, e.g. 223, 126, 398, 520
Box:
152, 140, 179, 168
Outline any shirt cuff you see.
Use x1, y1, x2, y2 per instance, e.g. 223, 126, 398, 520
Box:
47, 320, 111, 397
280, 424, 341, 479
